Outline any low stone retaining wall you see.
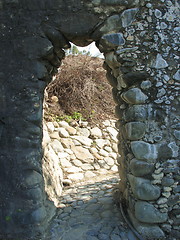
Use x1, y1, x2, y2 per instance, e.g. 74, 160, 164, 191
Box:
42, 119, 119, 206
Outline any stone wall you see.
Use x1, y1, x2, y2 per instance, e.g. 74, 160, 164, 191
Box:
0, 0, 179, 239
42, 119, 119, 206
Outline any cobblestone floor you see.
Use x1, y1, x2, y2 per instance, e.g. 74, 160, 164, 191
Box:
46, 172, 139, 240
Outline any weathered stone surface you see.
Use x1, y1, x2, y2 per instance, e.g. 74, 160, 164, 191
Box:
77, 128, 90, 137
90, 127, 102, 138
46, 122, 55, 133
125, 122, 146, 140
130, 159, 154, 177
167, 194, 180, 207
68, 173, 84, 181
121, 88, 148, 104
153, 54, 169, 69
61, 138, 75, 148
100, 33, 125, 49
106, 127, 118, 140
72, 146, 94, 162
91, 15, 122, 39
24, 170, 43, 188
50, 139, 64, 153
58, 128, 69, 138
104, 157, 114, 166
105, 52, 120, 69
131, 141, 157, 162
95, 139, 110, 148
173, 70, 180, 81
162, 177, 174, 187
128, 174, 161, 200
121, 8, 139, 28
31, 206, 47, 223
106, 71, 117, 87
129, 211, 165, 239
71, 136, 93, 146
173, 130, 180, 140
123, 105, 147, 122
135, 201, 168, 223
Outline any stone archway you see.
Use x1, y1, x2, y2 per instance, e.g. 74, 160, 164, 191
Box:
0, 1, 179, 239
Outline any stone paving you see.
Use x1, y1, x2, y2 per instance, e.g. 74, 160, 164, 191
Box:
46, 172, 139, 240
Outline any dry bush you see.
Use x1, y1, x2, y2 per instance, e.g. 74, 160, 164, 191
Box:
45, 54, 116, 124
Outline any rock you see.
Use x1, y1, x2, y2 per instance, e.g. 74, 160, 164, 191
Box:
173, 70, 180, 81
58, 128, 69, 138
58, 121, 69, 128
106, 127, 118, 140
43, 146, 63, 202
106, 71, 117, 88
162, 177, 174, 187
99, 149, 109, 157
84, 171, 96, 178
135, 201, 168, 223
50, 139, 64, 153
58, 152, 69, 159
100, 33, 125, 50
60, 138, 74, 148
91, 14, 122, 39
104, 157, 115, 166
153, 54, 168, 69
157, 198, 168, 205
152, 172, 164, 180
125, 122, 146, 140
109, 152, 117, 160
128, 174, 161, 200
104, 146, 112, 152
72, 160, 83, 167
72, 146, 94, 162
31, 206, 46, 223
131, 141, 157, 162
66, 166, 82, 173
121, 8, 139, 28
121, 88, 148, 104
60, 158, 72, 168
140, 80, 152, 89
103, 120, 111, 126
77, 127, 90, 137
46, 122, 55, 133
71, 136, 93, 146
24, 170, 43, 188
123, 105, 147, 122
161, 224, 172, 233
65, 126, 76, 135
50, 131, 60, 140
167, 194, 180, 206
105, 52, 120, 69
81, 164, 94, 171
68, 173, 84, 181
111, 165, 118, 172
90, 127, 102, 138
129, 211, 165, 239
95, 139, 110, 148
173, 130, 180, 140
130, 159, 154, 177
42, 130, 51, 146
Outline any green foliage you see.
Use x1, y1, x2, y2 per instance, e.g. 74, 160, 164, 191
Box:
49, 112, 86, 123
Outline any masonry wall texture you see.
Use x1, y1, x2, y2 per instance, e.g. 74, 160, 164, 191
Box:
0, 0, 179, 239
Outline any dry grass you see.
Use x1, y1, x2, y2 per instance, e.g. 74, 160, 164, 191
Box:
45, 55, 116, 125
